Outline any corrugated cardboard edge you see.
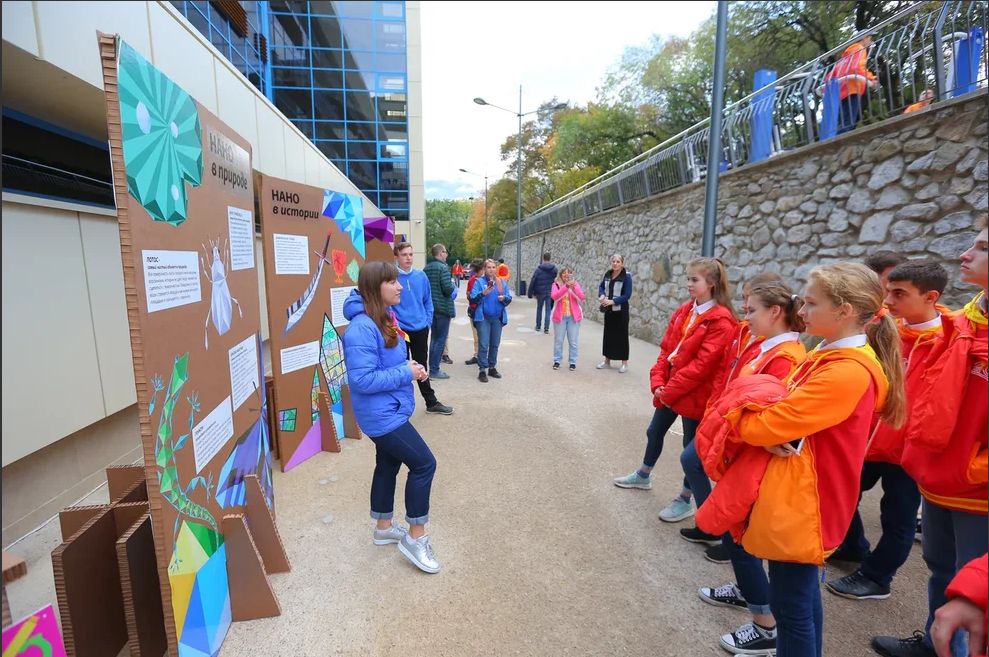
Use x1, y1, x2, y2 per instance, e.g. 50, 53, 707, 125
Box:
116, 513, 166, 657
243, 475, 290, 574
221, 514, 281, 621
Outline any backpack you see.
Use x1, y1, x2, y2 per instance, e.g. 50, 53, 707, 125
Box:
466, 275, 479, 319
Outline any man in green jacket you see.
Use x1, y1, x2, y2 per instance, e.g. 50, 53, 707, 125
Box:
424, 243, 455, 378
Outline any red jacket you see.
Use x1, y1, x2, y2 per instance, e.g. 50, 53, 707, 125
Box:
945, 554, 989, 657
824, 42, 877, 99
650, 301, 737, 420
902, 295, 988, 514
866, 317, 944, 463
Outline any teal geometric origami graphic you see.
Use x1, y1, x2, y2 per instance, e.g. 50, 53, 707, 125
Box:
278, 408, 297, 432
118, 41, 203, 226
346, 258, 360, 283
322, 191, 365, 257
319, 314, 346, 406
310, 368, 320, 424
169, 530, 230, 657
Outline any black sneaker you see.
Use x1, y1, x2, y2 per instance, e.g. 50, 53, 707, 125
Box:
914, 516, 922, 543
704, 542, 732, 564
544, 328, 549, 334
826, 571, 891, 600
478, 370, 488, 383
425, 402, 453, 415
697, 582, 748, 610
871, 632, 935, 657
680, 526, 721, 546
553, 362, 560, 370
720, 622, 777, 655
441, 354, 453, 365
465, 356, 478, 365
569, 364, 576, 371
826, 544, 867, 565
487, 367, 502, 379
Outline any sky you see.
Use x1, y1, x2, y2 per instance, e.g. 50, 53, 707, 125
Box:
420, 1, 716, 201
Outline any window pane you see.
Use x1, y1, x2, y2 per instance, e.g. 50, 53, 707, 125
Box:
335, 1, 372, 18
315, 121, 346, 140
345, 122, 376, 141
377, 93, 406, 121
314, 90, 346, 120
270, 1, 306, 13
272, 47, 310, 67
186, 4, 209, 35
389, 208, 409, 223
291, 119, 314, 139
380, 192, 409, 208
379, 161, 408, 190
346, 70, 372, 91
346, 160, 377, 189
346, 91, 376, 122
273, 66, 312, 87
312, 68, 344, 89
377, 74, 406, 92
376, 21, 406, 50
310, 18, 342, 48
375, 52, 406, 71
340, 19, 373, 50
308, 1, 335, 15
317, 141, 347, 160
378, 2, 404, 19
379, 141, 407, 159
312, 49, 345, 69
378, 121, 408, 141
274, 88, 313, 120
348, 141, 377, 160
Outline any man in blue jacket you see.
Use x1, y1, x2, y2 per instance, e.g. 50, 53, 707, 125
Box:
393, 242, 453, 414
527, 252, 558, 333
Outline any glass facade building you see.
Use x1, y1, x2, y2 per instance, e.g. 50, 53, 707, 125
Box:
171, 0, 411, 223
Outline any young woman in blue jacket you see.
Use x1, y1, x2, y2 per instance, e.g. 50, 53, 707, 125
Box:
341, 261, 441, 574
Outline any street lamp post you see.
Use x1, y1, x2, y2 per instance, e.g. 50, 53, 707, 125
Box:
473, 90, 566, 295
459, 168, 489, 258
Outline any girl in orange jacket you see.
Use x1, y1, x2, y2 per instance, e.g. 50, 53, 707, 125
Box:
693, 281, 807, 656
729, 263, 906, 657
877, 219, 989, 657
612, 258, 737, 525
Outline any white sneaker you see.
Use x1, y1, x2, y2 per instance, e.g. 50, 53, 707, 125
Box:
596, 361, 611, 369
619, 364, 628, 373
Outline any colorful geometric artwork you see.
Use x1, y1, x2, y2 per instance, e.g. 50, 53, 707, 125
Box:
331, 249, 347, 284
319, 314, 346, 403
284, 234, 331, 335
364, 215, 395, 243
347, 258, 360, 283
310, 368, 320, 424
278, 408, 297, 432
168, 522, 229, 657
322, 191, 365, 257
117, 41, 203, 226
2, 605, 67, 657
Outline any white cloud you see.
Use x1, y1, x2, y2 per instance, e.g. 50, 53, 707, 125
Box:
420, 1, 715, 199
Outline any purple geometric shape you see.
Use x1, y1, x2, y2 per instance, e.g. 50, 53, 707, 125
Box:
364, 215, 394, 243
283, 421, 322, 471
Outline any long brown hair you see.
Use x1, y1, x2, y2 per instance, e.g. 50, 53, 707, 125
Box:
688, 257, 735, 316
749, 281, 806, 332
357, 261, 400, 348
808, 263, 906, 427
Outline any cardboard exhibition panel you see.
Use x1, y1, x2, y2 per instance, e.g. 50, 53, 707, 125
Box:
258, 174, 391, 472
99, 34, 274, 657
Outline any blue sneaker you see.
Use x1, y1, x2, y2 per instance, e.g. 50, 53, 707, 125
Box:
429, 370, 450, 380
613, 471, 652, 490
658, 496, 695, 523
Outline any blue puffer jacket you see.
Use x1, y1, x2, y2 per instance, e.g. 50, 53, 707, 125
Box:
341, 291, 414, 437
469, 275, 512, 325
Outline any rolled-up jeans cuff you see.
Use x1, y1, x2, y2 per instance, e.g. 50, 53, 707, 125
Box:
406, 513, 429, 525
370, 510, 393, 520
747, 602, 772, 616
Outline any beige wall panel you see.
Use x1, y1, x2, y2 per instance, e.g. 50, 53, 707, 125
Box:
283, 123, 307, 183
1, 203, 105, 466
256, 98, 288, 178
34, 0, 152, 88
214, 58, 260, 151
1, 1, 39, 56
147, 1, 218, 114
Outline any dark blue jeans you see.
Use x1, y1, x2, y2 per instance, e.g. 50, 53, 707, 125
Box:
769, 561, 823, 657
725, 536, 771, 615
837, 93, 863, 135
642, 406, 697, 493
368, 421, 436, 525
680, 439, 713, 509
841, 461, 921, 587
428, 313, 452, 374
922, 500, 989, 656
535, 295, 553, 330
476, 316, 504, 370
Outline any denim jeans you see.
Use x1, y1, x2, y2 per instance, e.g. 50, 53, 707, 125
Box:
921, 500, 989, 656
428, 314, 452, 374
368, 421, 436, 525
837, 93, 863, 135
841, 461, 921, 587
769, 560, 823, 657
476, 316, 504, 370
725, 535, 771, 615
535, 295, 553, 330
679, 439, 713, 508
642, 406, 697, 492
552, 316, 580, 365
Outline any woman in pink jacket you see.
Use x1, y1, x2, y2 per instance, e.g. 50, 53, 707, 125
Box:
551, 267, 586, 371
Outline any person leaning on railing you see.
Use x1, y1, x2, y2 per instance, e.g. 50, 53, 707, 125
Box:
823, 34, 878, 135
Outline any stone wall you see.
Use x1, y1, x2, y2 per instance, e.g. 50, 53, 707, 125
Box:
511, 92, 988, 345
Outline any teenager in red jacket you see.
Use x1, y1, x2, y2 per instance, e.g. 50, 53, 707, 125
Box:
613, 257, 737, 524
933, 554, 988, 657
827, 261, 948, 602
875, 218, 989, 657
694, 280, 807, 656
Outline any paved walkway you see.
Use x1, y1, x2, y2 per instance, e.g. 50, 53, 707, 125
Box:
222, 289, 929, 656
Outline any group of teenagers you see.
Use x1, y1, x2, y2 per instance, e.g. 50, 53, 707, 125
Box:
337, 218, 987, 657
608, 219, 988, 657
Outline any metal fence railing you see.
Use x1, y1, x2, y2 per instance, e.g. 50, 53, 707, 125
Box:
505, 0, 987, 245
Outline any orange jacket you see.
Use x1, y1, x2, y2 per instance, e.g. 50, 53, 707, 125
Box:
945, 554, 989, 657
903, 100, 931, 114
825, 42, 877, 99
902, 294, 988, 514
496, 263, 510, 280
650, 301, 738, 420
865, 316, 944, 463
731, 344, 889, 564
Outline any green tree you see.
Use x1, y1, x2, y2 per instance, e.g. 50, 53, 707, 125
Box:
425, 199, 470, 263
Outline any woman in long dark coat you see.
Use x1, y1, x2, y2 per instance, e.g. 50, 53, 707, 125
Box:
597, 254, 632, 373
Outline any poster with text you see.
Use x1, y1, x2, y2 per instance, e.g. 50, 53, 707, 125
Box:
258, 173, 389, 472
99, 35, 273, 657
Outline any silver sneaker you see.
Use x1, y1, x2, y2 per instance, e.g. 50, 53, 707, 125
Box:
398, 533, 441, 574
372, 523, 408, 545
